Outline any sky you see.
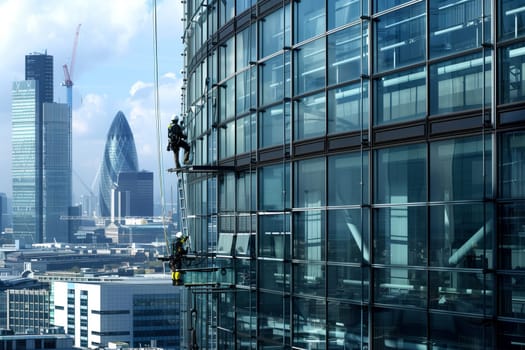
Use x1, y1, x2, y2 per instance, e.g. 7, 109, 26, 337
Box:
0, 0, 184, 204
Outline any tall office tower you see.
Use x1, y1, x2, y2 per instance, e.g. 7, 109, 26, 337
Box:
0, 193, 8, 233
178, 0, 525, 349
25, 52, 53, 105
116, 171, 154, 217
99, 111, 139, 217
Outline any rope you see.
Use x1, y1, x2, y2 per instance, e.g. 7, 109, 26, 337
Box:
152, 0, 170, 255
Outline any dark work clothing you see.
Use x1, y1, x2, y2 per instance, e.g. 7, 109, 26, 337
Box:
167, 121, 190, 168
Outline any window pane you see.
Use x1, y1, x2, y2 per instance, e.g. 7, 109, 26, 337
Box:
499, 43, 525, 104
500, 131, 525, 198
218, 77, 235, 122
375, 143, 427, 204
292, 297, 325, 348
499, 273, 525, 318
430, 204, 493, 268
294, 0, 326, 43
236, 68, 256, 115
219, 173, 235, 211
258, 291, 290, 344
220, 37, 235, 80
219, 0, 235, 26
259, 163, 290, 210
294, 92, 325, 141
328, 81, 369, 134
260, 53, 290, 106
374, 206, 427, 266
258, 260, 290, 291
258, 102, 290, 148
236, 172, 255, 212
295, 38, 326, 95
295, 157, 325, 208
328, 303, 368, 349
328, 209, 370, 264
236, 0, 255, 16
374, 2, 426, 72
236, 25, 256, 71
499, 203, 525, 270
374, 268, 427, 307
499, 0, 525, 40
293, 210, 325, 261
328, 0, 363, 30
258, 214, 291, 259
374, 66, 426, 125
373, 308, 426, 349
328, 151, 368, 206
219, 119, 235, 159
429, 0, 488, 59
260, 5, 291, 58
374, 0, 414, 13
294, 262, 325, 297
236, 113, 256, 155
431, 314, 493, 349
430, 135, 492, 201
430, 52, 492, 115
327, 265, 369, 302
328, 24, 368, 85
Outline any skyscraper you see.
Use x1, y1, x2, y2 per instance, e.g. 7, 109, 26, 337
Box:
98, 111, 139, 217
12, 52, 71, 244
178, 0, 525, 349
116, 171, 154, 217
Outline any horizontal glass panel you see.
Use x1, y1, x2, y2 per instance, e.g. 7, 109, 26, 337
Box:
430, 135, 492, 201
498, 203, 525, 270
374, 143, 427, 204
295, 157, 326, 208
293, 210, 325, 261
292, 297, 326, 348
259, 163, 290, 211
294, 0, 326, 43
430, 204, 493, 268
374, 66, 426, 125
328, 151, 369, 206
499, 1, 525, 40
258, 102, 290, 149
499, 43, 525, 104
294, 262, 325, 297
328, 303, 368, 349
374, 2, 426, 72
429, 271, 493, 315
258, 291, 290, 343
328, 81, 369, 134
328, 24, 368, 85
294, 92, 325, 141
259, 260, 290, 291
373, 308, 426, 349
374, 268, 427, 307
260, 53, 291, 106
259, 4, 291, 58
328, 209, 370, 263
429, 52, 492, 115
328, 0, 364, 30
374, 206, 427, 266
258, 214, 291, 259
295, 38, 326, 96
327, 265, 369, 301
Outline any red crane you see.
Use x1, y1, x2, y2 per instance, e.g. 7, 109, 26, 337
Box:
62, 23, 81, 109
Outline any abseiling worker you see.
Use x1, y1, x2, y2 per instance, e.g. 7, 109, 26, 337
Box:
167, 115, 190, 169
170, 231, 189, 286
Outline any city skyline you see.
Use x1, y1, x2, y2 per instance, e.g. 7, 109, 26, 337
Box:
0, 0, 185, 204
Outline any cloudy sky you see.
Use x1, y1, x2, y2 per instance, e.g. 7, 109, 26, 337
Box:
0, 0, 184, 204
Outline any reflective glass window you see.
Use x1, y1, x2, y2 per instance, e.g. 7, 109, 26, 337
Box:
374, 206, 427, 266
328, 151, 368, 206
292, 297, 325, 348
260, 53, 291, 106
431, 314, 493, 349
219, 119, 235, 159
236, 68, 256, 115
374, 268, 427, 307
259, 260, 290, 291
327, 265, 369, 302
294, 0, 325, 43
374, 66, 426, 125
499, 0, 525, 40
429, 271, 493, 315
374, 0, 414, 13
328, 209, 370, 264
259, 163, 290, 211
328, 303, 368, 349
430, 0, 488, 59
328, 81, 369, 134
430, 204, 493, 268
236, 290, 256, 336
295, 157, 325, 208
373, 308, 426, 349
258, 214, 291, 259
218, 78, 235, 122
208, 2, 218, 36
294, 262, 325, 296
374, 2, 426, 72
499, 203, 525, 270
375, 143, 427, 204
258, 292, 290, 344
499, 43, 525, 104
499, 273, 525, 318
236, 0, 255, 15
328, 24, 368, 85
293, 210, 325, 261
429, 52, 492, 116
219, 173, 235, 211
237, 25, 256, 71
295, 38, 325, 95
236, 113, 256, 155
260, 4, 291, 58
220, 37, 235, 80
294, 92, 325, 141
258, 102, 290, 149
328, 0, 364, 30
219, 0, 235, 26
236, 172, 255, 212
430, 135, 492, 201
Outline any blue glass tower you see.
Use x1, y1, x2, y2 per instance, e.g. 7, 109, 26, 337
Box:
99, 111, 139, 217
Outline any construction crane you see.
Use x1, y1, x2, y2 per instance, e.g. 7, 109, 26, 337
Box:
62, 23, 81, 110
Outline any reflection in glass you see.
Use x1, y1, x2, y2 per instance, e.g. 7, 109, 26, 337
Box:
260, 53, 290, 106
259, 260, 290, 291
500, 131, 525, 198
236, 113, 256, 155
327, 265, 369, 302
328, 209, 369, 264
260, 4, 291, 59
294, 262, 325, 297
293, 210, 325, 261
295, 39, 326, 96
258, 214, 291, 260
498, 203, 525, 270
499, 1, 525, 40
259, 163, 290, 211
328, 0, 364, 30
373, 308, 426, 349
328, 151, 369, 206
258, 103, 290, 148
328, 24, 368, 85
294, 92, 325, 141
328, 81, 369, 133
374, 268, 427, 307
295, 157, 325, 208
236, 25, 256, 71
500, 43, 525, 104
258, 291, 290, 344
431, 314, 493, 349
236, 68, 256, 115
292, 297, 325, 348
294, 0, 325, 43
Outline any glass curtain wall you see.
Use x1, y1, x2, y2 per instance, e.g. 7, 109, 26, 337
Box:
180, 0, 525, 349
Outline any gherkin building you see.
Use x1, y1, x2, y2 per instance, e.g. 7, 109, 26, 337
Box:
99, 111, 138, 217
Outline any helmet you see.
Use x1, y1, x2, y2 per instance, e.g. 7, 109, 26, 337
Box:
175, 231, 183, 239
171, 115, 179, 122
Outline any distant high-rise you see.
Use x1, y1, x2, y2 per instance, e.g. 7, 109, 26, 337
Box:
99, 111, 139, 217
116, 171, 153, 217
12, 52, 71, 244
0, 193, 9, 233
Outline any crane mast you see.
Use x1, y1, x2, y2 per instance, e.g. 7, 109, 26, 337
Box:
62, 23, 81, 110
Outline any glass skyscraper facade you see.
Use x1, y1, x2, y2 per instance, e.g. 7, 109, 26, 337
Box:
99, 111, 139, 217
180, 0, 525, 349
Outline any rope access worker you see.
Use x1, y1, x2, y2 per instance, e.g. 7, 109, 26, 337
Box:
169, 231, 189, 286
167, 115, 190, 169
